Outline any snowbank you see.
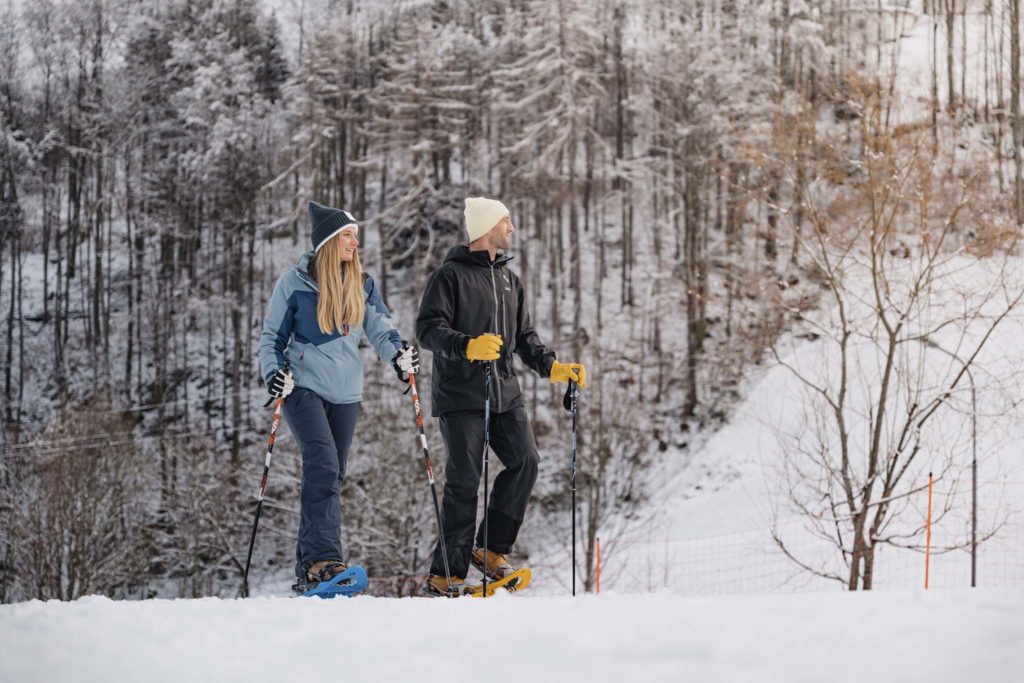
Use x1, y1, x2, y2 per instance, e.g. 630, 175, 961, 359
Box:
2, 590, 1021, 682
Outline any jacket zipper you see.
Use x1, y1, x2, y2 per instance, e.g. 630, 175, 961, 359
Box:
489, 264, 503, 409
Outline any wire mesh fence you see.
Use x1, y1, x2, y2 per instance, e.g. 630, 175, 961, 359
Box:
588, 480, 1024, 596
341, 481, 1024, 598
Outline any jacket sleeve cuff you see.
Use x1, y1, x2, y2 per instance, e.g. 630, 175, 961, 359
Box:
455, 333, 472, 360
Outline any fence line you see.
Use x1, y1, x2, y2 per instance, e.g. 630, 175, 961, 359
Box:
582, 481, 1024, 596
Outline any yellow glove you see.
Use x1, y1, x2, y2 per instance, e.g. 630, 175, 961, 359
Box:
550, 361, 587, 389
466, 333, 503, 361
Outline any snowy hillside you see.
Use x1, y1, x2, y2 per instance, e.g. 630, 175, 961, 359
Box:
579, 253, 1024, 596
2, 590, 1022, 683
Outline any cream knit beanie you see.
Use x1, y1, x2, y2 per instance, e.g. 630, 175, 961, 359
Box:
464, 197, 510, 242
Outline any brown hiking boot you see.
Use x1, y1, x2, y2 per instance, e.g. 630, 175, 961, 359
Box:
471, 547, 515, 580
306, 559, 348, 583
424, 575, 472, 597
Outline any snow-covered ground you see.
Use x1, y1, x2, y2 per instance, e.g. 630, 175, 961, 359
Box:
2, 589, 1022, 683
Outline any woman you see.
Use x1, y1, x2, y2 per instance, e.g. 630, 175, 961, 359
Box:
259, 200, 418, 591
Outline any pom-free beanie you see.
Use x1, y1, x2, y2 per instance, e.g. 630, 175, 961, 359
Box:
308, 201, 358, 252
464, 197, 510, 242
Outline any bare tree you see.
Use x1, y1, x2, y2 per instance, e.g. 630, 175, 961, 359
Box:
767, 87, 1024, 589
6, 403, 147, 601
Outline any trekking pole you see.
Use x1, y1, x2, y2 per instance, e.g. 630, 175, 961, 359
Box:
482, 361, 493, 598
563, 379, 578, 596
408, 372, 454, 595
241, 363, 289, 598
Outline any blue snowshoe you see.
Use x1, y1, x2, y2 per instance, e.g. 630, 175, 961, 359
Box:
292, 561, 368, 599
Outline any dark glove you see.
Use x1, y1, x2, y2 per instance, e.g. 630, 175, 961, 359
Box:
266, 367, 294, 399
391, 343, 419, 383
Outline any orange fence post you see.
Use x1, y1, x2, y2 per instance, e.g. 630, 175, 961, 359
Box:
925, 472, 933, 590
596, 537, 601, 594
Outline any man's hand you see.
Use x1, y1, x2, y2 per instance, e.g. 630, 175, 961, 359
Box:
550, 361, 587, 389
466, 333, 503, 361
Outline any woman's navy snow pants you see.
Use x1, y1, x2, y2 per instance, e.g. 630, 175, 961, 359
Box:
283, 387, 360, 579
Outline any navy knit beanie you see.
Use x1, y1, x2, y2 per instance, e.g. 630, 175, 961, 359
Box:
308, 201, 358, 252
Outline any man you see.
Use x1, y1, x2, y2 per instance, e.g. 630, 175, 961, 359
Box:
416, 196, 587, 595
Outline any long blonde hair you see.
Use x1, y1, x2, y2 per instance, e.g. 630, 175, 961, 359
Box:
314, 236, 365, 334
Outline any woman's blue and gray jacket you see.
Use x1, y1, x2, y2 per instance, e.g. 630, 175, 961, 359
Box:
259, 251, 403, 405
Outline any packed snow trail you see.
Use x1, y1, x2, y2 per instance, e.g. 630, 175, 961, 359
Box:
2, 590, 1021, 682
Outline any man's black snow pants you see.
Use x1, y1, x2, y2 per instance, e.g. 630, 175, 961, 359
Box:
283, 387, 360, 580
429, 405, 540, 579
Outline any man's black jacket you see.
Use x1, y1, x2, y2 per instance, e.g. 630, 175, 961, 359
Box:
415, 244, 556, 416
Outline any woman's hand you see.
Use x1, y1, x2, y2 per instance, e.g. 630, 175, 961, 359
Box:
267, 367, 295, 399
392, 343, 420, 383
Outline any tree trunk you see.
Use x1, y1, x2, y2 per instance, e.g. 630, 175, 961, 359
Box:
550, 201, 560, 341
848, 512, 866, 590
1012, 0, 1022, 223
378, 159, 388, 302
683, 152, 704, 419
765, 169, 779, 262
125, 153, 134, 401
230, 231, 243, 468
569, 138, 581, 359
997, 0, 1007, 190
931, 11, 940, 154
2, 156, 22, 433
4, 236, 15, 428
946, 0, 956, 114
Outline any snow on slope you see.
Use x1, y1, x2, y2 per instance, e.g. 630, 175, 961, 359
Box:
2, 590, 1022, 683
592, 254, 1024, 596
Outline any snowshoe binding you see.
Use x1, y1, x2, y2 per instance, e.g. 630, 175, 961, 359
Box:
292, 560, 368, 599
422, 575, 477, 597
422, 569, 532, 598
469, 568, 532, 597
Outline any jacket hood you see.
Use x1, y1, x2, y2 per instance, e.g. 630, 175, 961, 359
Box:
443, 243, 514, 268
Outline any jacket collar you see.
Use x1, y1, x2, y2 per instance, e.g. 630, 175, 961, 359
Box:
295, 251, 318, 289
444, 243, 514, 268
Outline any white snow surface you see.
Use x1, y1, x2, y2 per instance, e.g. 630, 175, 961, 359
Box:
2, 589, 1022, 683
